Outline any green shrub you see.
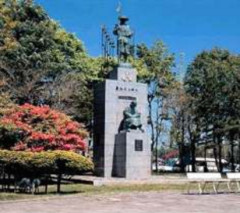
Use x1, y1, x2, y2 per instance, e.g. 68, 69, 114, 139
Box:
0, 150, 93, 177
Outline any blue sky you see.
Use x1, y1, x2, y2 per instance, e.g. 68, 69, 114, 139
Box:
36, 0, 240, 68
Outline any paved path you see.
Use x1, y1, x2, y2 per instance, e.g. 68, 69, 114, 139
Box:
0, 192, 240, 213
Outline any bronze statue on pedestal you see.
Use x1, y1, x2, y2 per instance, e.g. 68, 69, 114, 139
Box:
120, 101, 144, 132
113, 16, 134, 63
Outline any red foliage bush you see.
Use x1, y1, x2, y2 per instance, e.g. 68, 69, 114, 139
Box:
0, 104, 88, 152
162, 150, 179, 160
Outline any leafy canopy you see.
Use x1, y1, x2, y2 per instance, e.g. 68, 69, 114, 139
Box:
185, 48, 240, 135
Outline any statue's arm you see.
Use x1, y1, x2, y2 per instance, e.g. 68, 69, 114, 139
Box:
124, 111, 132, 118
127, 30, 134, 37
131, 114, 140, 118
113, 25, 119, 35
125, 26, 134, 37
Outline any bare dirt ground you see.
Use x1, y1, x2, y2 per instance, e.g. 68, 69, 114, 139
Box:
0, 192, 240, 213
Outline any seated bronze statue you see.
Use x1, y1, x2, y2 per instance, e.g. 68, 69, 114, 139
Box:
120, 101, 144, 132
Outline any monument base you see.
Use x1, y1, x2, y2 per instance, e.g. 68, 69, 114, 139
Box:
112, 131, 151, 179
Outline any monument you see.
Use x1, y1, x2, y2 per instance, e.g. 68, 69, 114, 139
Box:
93, 15, 151, 179
113, 16, 134, 62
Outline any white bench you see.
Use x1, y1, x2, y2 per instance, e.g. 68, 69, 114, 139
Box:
186, 173, 227, 194
226, 173, 240, 192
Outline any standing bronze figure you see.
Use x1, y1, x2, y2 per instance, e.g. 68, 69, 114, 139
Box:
113, 16, 134, 62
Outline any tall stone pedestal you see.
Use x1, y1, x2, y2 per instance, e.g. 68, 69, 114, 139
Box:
93, 64, 150, 179
112, 131, 151, 179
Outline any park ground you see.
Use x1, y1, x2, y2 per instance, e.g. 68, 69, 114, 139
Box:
0, 182, 240, 213
0, 191, 240, 213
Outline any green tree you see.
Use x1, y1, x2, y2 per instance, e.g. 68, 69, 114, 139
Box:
136, 41, 175, 171
0, 0, 99, 127
185, 48, 240, 172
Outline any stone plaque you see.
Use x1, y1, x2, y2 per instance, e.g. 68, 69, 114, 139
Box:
135, 140, 143, 151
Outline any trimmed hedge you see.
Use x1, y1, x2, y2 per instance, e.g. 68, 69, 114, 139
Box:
0, 150, 94, 177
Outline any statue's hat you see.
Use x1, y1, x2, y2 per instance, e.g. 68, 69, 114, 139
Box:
119, 16, 129, 21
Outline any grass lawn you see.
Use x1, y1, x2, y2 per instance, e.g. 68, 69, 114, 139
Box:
0, 181, 232, 201
0, 183, 187, 201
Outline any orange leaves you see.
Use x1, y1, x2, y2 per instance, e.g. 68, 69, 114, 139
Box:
0, 103, 88, 152
30, 132, 55, 142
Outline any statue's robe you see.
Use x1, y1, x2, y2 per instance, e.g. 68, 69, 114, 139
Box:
123, 108, 141, 130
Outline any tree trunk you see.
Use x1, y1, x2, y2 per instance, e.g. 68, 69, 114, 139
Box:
238, 134, 240, 167
188, 120, 197, 173
213, 146, 218, 172
204, 145, 207, 162
7, 173, 11, 191
217, 135, 223, 173
191, 139, 196, 172
180, 111, 185, 173
2, 167, 6, 191
57, 173, 62, 193
148, 96, 155, 173
155, 146, 158, 172
45, 175, 49, 194
230, 134, 235, 172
